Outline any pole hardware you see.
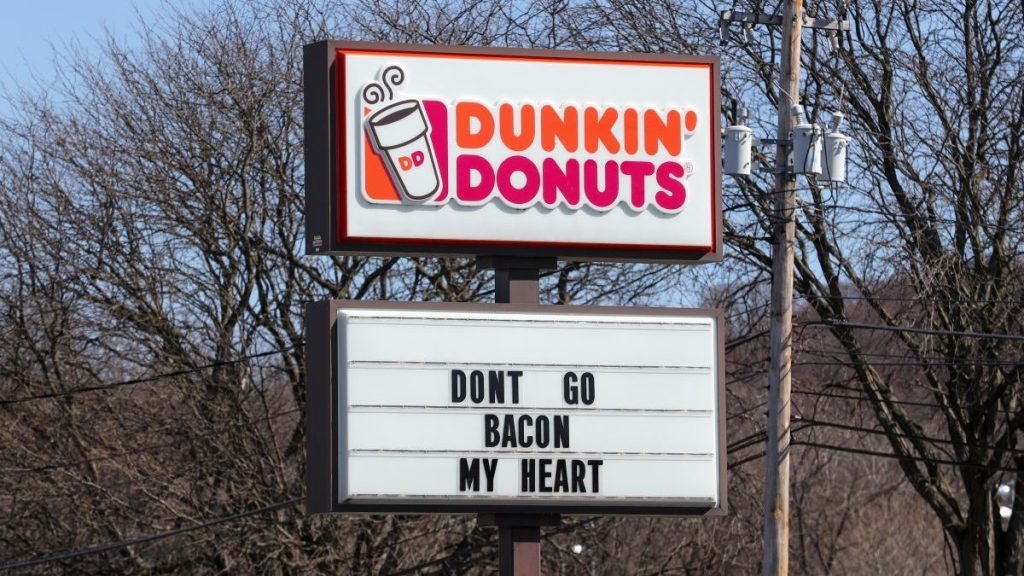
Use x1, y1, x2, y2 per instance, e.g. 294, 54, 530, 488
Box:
724, 111, 848, 182
719, 9, 849, 44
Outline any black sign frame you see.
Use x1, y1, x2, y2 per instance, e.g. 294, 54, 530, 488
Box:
305, 300, 728, 516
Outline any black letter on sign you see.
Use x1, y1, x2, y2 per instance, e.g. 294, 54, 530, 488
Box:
518, 415, 533, 448
470, 370, 485, 403
508, 371, 522, 404
539, 459, 553, 493
502, 415, 518, 447
460, 458, 481, 492
572, 460, 587, 492
483, 459, 498, 492
451, 370, 467, 403
534, 415, 549, 448
563, 372, 579, 404
581, 372, 596, 405
521, 459, 536, 492
489, 371, 505, 403
554, 459, 569, 492
587, 460, 604, 493
484, 414, 499, 447
554, 415, 570, 448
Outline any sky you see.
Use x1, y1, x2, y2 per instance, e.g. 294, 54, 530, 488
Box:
0, 0, 208, 116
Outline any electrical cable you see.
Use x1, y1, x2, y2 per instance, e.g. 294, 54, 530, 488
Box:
793, 388, 1020, 415
801, 320, 1024, 342
726, 328, 770, 350
0, 330, 770, 408
0, 407, 300, 475
791, 439, 1023, 473
0, 497, 302, 572
794, 359, 1023, 368
728, 450, 766, 469
0, 344, 302, 406
795, 346, 1024, 365
798, 202, 1024, 235
725, 420, 823, 471
728, 181, 1024, 235
727, 430, 768, 453
727, 398, 770, 422
793, 416, 1024, 456
802, 293, 1024, 305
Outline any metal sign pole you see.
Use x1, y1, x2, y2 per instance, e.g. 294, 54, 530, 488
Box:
478, 513, 561, 576
477, 256, 557, 305
477, 256, 559, 575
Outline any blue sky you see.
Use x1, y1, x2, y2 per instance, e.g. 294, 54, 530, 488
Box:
0, 0, 209, 115
1, 0, 139, 86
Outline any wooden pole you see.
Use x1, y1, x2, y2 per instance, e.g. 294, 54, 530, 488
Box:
762, 1, 803, 575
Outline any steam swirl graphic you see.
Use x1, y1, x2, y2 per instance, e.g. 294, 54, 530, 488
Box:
362, 83, 386, 105
362, 65, 406, 105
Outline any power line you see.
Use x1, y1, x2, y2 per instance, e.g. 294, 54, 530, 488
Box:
801, 293, 1024, 306
801, 320, 1024, 342
793, 416, 1024, 456
727, 398, 770, 422
0, 496, 302, 572
792, 200, 1024, 235
0, 407, 300, 475
726, 328, 770, 350
792, 388, 1020, 415
97, 532, 216, 570
791, 439, 1023, 473
0, 330, 767, 409
795, 347, 1024, 365
728, 430, 768, 453
794, 388, 945, 409
0, 345, 301, 406
794, 359, 1022, 368
1, 456, 241, 504
728, 450, 766, 469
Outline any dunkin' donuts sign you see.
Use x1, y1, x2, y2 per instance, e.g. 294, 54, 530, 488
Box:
305, 43, 721, 261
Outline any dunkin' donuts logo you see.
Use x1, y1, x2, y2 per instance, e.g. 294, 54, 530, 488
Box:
362, 65, 700, 213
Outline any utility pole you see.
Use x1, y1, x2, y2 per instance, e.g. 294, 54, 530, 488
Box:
722, 4, 848, 574
763, 1, 803, 575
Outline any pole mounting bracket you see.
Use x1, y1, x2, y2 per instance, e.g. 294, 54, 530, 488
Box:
720, 10, 850, 31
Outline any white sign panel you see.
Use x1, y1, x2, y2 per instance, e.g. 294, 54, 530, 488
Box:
334, 305, 725, 511
305, 43, 722, 261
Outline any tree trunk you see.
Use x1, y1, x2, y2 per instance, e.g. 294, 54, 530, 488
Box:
959, 480, 997, 576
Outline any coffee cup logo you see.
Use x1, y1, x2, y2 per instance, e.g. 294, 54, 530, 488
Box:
358, 65, 698, 213
363, 66, 442, 202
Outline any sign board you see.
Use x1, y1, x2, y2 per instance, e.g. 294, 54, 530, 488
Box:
306, 301, 726, 515
304, 41, 722, 262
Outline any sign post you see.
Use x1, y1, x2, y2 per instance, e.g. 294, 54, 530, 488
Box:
478, 257, 558, 574
303, 40, 725, 574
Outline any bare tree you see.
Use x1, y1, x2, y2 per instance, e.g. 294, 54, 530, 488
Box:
717, 0, 1024, 573
3, 0, 1020, 574
0, 1, 689, 573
